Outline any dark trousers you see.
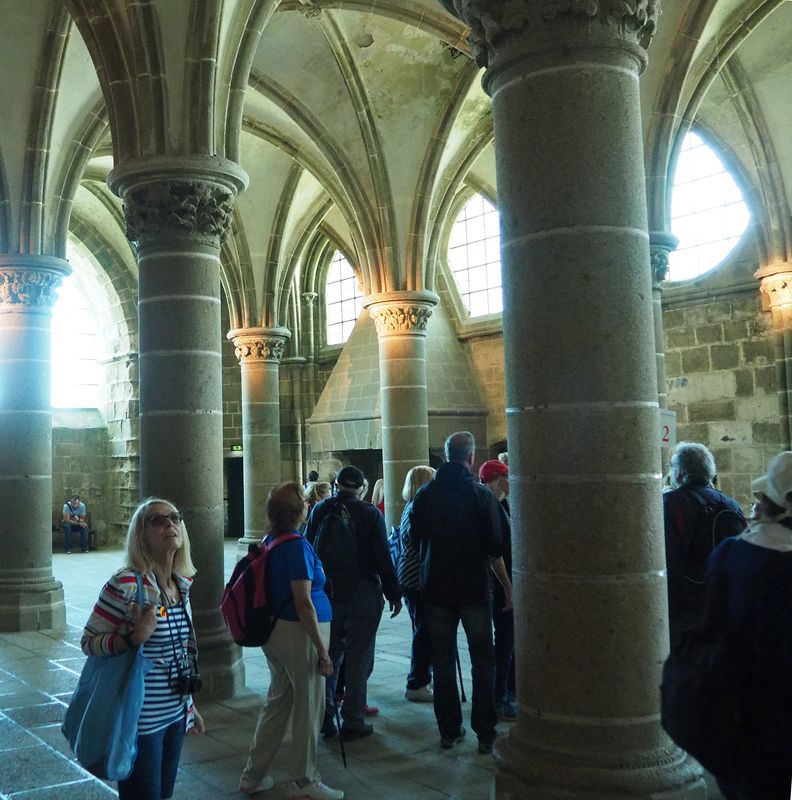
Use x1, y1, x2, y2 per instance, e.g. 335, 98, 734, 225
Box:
404, 590, 432, 690
426, 602, 496, 742
492, 604, 515, 702
118, 717, 185, 800
62, 523, 88, 552
325, 579, 384, 729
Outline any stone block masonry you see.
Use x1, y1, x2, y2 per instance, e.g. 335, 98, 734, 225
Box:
664, 293, 779, 508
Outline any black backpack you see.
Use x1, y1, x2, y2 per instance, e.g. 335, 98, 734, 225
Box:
313, 499, 360, 602
673, 486, 747, 584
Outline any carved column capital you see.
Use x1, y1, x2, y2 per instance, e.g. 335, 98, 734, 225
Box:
108, 155, 248, 248
442, 0, 658, 68
301, 292, 318, 306
756, 265, 792, 330
0, 255, 70, 310
228, 326, 291, 364
364, 291, 439, 337
649, 230, 679, 289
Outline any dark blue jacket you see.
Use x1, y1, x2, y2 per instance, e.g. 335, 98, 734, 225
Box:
409, 461, 506, 606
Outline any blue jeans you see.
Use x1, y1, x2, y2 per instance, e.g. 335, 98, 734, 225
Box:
325, 579, 384, 729
404, 590, 432, 690
426, 602, 497, 742
117, 717, 185, 800
62, 523, 88, 552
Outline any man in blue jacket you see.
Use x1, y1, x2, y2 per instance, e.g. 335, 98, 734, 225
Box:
410, 432, 512, 754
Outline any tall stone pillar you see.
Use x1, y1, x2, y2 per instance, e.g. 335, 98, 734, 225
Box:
757, 264, 792, 450
109, 156, 247, 699
227, 326, 290, 554
365, 291, 437, 529
0, 256, 69, 630
301, 292, 319, 474
650, 231, 678, 410
440, 2, 704, 798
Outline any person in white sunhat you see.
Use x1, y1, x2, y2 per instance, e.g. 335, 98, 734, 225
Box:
703, 452, 792, 800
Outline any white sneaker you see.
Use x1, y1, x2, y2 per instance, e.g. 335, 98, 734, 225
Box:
239, 775, 274, 794
405, 685, 433, 702
286, 780, 344, 800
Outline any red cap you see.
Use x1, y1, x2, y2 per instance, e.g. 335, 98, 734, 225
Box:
479, 459, 508, 484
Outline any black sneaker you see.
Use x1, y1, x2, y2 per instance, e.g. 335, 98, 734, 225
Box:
341, 723, 374, 741
478, 738, 495, 754
440, 726, 466, 749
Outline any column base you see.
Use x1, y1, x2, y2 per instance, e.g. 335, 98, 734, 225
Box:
193, 614, 246, 701
0, 578, 66, 632
494, 728, 706, 800
236, 535, 263, 561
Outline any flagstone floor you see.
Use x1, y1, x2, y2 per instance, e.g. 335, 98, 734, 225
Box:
0, 543, 502, 800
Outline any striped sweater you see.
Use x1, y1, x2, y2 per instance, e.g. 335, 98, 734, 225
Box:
81, 568, 195, 657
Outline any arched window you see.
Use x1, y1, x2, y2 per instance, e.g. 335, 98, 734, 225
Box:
668, 130, 751, 282
325, 250, 363, 346
51, 243, 100, 408
447, 194, 502, 317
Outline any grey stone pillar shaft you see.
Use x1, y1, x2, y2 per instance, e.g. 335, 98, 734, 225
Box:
758, 267, 792, 450
109, 156, 248, 700
442, 3, 704, 797
301, 292, 318, 472
650, 231, 678, 410
228, 327, 290, 555
0, 256, 69, 630
366, 291, 437, 529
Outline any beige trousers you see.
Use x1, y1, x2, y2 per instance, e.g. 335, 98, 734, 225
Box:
242, 620, 330, 785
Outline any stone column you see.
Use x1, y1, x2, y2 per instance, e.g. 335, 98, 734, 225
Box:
301, 292, 319, 473
650, 231, 678, 410
757, 264, 792, 450
440, 2, 704, 798
227, 326, 290, 554
109, 155, 247, 700
365, 291, 437, 529
0, 255, 69, 630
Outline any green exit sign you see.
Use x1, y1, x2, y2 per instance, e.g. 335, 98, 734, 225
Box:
231, 444, 243, 452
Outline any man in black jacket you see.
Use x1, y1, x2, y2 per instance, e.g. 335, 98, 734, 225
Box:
663, 441, 747, 651
306, 465, 402, 741
410, 432, 512, 754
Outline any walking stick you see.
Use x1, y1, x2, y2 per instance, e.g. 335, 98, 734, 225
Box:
456, 650, 467, 703
333, 698, 347, 768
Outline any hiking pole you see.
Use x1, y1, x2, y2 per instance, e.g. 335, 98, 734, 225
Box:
456, 651, 467, 703
333, 698, 347, 768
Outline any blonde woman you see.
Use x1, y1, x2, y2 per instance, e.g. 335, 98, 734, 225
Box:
399, 466, 436, 702
80, 498, 204, 800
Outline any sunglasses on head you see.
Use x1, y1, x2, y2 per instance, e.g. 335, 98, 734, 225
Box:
146, 512, 183, 527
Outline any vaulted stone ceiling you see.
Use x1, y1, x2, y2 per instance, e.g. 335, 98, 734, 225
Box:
1, 0, 791, 320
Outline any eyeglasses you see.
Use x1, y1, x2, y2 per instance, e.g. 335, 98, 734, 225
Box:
146, 512, 183, 527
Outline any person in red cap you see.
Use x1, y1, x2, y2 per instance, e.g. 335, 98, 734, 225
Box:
478, 460, 515, 721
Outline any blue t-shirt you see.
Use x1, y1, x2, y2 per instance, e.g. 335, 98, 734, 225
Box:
265, 534, 332, 623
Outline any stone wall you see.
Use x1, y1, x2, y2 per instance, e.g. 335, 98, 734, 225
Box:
99, 354, 139, 545
221, 320, 243, 451
466, 332, 506, 447
663, 289, 778, 509
52, 411, 109, 547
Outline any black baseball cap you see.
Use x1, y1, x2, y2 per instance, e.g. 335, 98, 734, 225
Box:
336, 466, 365, 490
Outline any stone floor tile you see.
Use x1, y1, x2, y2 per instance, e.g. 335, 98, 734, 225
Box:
10, 778, 117, 798
0, 715, 40, 752
0, 744, 87, 795
4, 701, 66, 728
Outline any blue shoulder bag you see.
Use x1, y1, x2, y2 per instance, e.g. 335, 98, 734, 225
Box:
62, 573, 152, 780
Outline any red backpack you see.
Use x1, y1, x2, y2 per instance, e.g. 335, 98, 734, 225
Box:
221, 533, 301, 647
